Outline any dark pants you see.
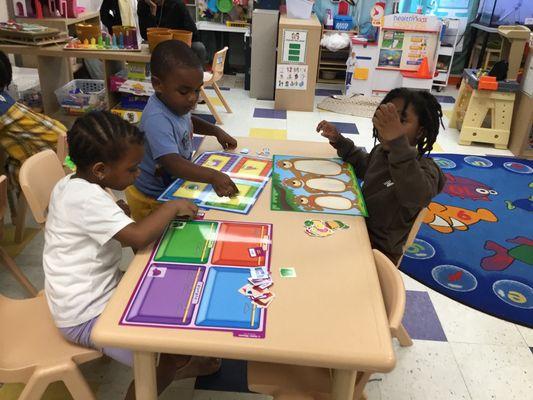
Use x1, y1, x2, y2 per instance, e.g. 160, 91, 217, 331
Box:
191, 41, 207, 64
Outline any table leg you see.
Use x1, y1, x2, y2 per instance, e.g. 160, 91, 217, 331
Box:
331, 369, 357, 400
133, 351, 157, 400
353, 371, 372, 400
37, 55, 71, 116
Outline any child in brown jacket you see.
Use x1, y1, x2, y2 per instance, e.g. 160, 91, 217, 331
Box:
317, 88, 446, 263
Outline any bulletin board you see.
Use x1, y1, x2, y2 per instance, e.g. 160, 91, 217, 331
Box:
377, 14, 441, 71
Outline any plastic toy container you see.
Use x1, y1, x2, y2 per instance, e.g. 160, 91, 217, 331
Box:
119, 94, 148, 110
286, 0, 314, 20
333, 15, 353, 31
54, 79, 107, 115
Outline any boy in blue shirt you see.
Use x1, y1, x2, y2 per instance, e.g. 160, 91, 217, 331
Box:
126, 40, 238, 221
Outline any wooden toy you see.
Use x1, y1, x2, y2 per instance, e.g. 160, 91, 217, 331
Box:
450, 69, 519, 149
64, 27, 141, 52
449, 25, 531, 149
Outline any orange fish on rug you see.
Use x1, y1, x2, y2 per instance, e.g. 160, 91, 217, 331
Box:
423, 202, 498, 234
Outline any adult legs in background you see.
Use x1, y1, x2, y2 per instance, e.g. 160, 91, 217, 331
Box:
82, 59, 123, 80
192, 41, 207, 65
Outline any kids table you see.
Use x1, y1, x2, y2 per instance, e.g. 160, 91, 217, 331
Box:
91, 137, 395, 400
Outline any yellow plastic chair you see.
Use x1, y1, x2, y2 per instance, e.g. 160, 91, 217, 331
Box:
200, 47, 232, 124
0, 291, 102, 399
19, 149, 66, 225
56, 130, 68, 170
248, 249, 412, 400
13, 131, 68, 242
397, 208, 428, 267
0, 175, 37, 296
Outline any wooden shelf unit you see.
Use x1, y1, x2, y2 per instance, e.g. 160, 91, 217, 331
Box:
0, 43, 150, 117
317, 28, 358, 85
433, 18, 460, 91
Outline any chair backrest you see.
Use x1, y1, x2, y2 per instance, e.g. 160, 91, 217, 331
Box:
211, 47, 228, 82
397, 207, 428, 266
0, 293, 101, 381
56, 129, 68, 166
0, 175, 7, 241
19, 150, 65, 224
0, 175, 7, 221
373, 249, 406, 331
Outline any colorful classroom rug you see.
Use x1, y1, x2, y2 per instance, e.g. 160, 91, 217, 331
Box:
400, 154, 533, 328
317, 95, 381, 118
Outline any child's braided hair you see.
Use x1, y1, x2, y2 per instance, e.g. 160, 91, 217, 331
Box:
372, 88, 444, 157
67, 111, 144, 170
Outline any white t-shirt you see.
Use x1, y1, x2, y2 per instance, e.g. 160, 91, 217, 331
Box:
43, 175, 134, 328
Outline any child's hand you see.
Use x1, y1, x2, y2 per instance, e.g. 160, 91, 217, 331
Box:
317, 120, 342, 143
170, 199, 198, 218
372, 103, 404, 142
211, 171, 239, 197
116, 199, 131, 217
215, 128, 237, 150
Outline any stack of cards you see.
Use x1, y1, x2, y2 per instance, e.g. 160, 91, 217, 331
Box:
304, 219, 349, 237
256, 148, 271, 157
238, 266, 275, 308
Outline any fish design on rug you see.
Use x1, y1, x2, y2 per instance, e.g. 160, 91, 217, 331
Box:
423, 202, 498, 234
443, 173, 498, 201
504, 182, 533, 212
481, 237, 533, 271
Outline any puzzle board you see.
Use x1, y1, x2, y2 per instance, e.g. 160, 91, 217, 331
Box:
121, 220, 273, 338
158, 152, 273, 214
271, 155, 368, 217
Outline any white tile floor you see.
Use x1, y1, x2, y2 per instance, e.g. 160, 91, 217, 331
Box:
0, 76, 531, 400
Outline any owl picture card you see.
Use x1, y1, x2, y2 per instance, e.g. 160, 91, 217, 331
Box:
271, 155, 368, 217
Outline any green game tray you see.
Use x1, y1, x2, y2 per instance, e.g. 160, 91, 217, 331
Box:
154, 220, 219, 264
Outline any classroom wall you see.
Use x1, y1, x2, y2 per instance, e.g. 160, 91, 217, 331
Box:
77, 0, 104, 12
313, 0, 387, 36
0, 1, 9, 21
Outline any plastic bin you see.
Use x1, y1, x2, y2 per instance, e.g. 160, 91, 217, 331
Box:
286, 0, 314, 20
119, 94, 148, 110
333, 15, 353, 31
54, 79, 107, 115
20, 89, 43, 113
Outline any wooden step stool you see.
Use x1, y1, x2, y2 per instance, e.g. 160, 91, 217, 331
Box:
449, 69, 519, 149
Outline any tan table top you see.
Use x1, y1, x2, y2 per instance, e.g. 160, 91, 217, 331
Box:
92, 136, 395, 372
0, 43, 151, 62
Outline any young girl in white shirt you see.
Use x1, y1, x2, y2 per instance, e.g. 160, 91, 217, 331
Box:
44, 111, 219, 399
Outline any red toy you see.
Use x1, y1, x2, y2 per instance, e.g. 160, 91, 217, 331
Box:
12, 0, 79, 18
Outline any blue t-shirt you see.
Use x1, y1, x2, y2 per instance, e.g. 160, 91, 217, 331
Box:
135, 94, 194, 198
0, 91, 16, 115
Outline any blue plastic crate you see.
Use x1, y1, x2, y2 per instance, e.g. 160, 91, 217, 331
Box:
334, 15, 353, 31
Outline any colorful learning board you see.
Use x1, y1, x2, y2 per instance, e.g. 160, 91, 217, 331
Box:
121, 220, 272, 338
158, 152, 273, 214
271, 155, 368, 217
